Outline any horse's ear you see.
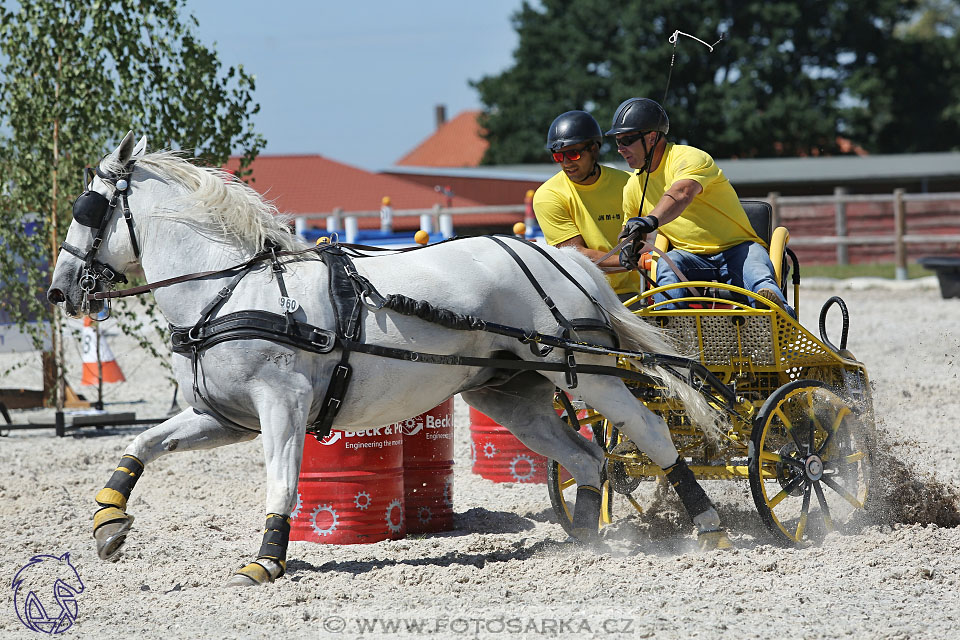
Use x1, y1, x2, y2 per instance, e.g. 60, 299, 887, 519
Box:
114, 131, 136, 164
132, 135, 147, 159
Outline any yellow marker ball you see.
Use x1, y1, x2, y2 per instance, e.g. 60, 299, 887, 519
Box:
381, 196, 391, 206
316, 236, 331, 245
513, 222, 526, 236
414, 230, 430, 245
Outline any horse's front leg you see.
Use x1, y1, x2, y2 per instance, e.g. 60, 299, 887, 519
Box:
93, 408, 256, 561
226, 394, 307, 588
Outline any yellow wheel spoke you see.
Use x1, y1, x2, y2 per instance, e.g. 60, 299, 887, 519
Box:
795, 484, 812, 541
773, 408, 793, 432
600, 483, 612, 526
830, 406, 851, 433
813, 481, 834, 532
626, 493, 644, 514
821, 476, 865, 510
759, 450, 782, 463
767, 487, 790, 509
559, 476, 576, 491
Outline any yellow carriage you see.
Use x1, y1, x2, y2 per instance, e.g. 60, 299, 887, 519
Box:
548, 201, 876, 545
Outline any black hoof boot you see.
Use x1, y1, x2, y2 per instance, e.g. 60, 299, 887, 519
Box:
570, 485, 602, 542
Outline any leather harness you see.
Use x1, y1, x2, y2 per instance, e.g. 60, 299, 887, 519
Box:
165, 236, 650, 438
70, 157, 737, 440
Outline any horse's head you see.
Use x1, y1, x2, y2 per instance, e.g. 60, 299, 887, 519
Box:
47, 131, 147, 318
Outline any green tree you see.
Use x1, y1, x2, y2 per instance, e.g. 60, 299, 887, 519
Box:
0, 0, 265, 407
472, 0, 953, 164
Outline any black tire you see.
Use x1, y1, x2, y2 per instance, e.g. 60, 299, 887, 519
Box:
748, 379, 874, 545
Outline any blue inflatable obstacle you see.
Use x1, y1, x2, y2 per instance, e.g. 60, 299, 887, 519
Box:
300, 229, 446, 247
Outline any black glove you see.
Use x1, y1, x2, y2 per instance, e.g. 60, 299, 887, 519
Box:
619, 243, 640, 270
619, 215, 659, 240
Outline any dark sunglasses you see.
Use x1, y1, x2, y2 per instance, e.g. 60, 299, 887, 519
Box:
615, 131, 648, 148
551, 146, 590, 163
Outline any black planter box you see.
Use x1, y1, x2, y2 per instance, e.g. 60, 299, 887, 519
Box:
918, 256, 960, 299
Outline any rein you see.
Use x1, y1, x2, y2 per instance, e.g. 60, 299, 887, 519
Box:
87, 244, 326, 302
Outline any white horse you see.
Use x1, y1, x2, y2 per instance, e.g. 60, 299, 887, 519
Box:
48, 132, 728, 587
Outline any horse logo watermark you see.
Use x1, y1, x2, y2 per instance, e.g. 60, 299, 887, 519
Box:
12, 552, 84, 634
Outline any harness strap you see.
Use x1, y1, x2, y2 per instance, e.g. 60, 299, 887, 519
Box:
487, 236, 579, 388
306, 246, 373, 439
90, 244, 326, 301
170, 311, 336, 355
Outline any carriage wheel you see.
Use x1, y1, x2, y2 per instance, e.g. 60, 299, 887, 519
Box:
546, 413, 644, 538
748, 379, 873, 545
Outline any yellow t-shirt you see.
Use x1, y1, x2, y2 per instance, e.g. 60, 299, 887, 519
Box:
622, 143, 764, 253
534, 166, 643, 294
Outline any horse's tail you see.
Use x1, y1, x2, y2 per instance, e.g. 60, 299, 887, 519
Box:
559, 248, 723, 439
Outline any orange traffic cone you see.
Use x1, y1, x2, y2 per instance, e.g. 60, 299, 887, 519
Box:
80, 317, 125, 385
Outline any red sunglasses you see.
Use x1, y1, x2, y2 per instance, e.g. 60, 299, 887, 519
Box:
551, 146, 589, 163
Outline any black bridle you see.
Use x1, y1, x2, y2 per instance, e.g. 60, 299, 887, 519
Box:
60, 161, 141, 316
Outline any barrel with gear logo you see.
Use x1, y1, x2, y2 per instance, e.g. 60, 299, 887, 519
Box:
469, 405, 592, 484
290, 425, 405, 544
400, 398, 455, 533
468, 406, 550, 483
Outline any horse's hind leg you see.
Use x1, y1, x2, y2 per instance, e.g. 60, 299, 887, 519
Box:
93, 409, 256, 561
568, 374, 731, 549
462, 373, 606, 540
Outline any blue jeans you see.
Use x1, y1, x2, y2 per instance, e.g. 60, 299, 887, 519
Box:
654, 241, 795, 315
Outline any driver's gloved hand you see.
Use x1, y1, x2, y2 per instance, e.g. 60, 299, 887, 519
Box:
617, 215, 658, 270
619, 242, 641, 270
618, 215, 659, 240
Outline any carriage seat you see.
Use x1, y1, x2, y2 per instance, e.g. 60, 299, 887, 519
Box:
649, 199, 791, 294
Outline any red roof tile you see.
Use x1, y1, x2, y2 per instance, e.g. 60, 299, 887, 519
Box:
224, 154, 486, 213
224, 154, 494, 230
395, 110, 487, 167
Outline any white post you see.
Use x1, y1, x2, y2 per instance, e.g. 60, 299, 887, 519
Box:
893, 188, 907, 281
294, 216, 307, 240
344, 215, 359, 244
419, 213, 433, 235
432, 203, 442, 237
834, 187, 848, 265
439, 213, 454, 239
327, 207, 343, 234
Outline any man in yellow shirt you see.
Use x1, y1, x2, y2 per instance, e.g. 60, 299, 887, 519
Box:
608, 97, 791, 314
533, 110, 644, 299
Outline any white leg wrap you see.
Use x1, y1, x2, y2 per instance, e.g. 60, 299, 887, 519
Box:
693, 506, 721, 533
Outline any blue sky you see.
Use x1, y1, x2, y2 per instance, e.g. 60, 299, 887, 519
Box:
186, 1, 524, 172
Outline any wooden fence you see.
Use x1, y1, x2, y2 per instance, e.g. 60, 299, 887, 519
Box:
768, 189, 960, 275
297, 189, 960, 275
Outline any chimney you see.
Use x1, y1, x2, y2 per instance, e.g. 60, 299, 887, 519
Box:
435, 104, 447, 129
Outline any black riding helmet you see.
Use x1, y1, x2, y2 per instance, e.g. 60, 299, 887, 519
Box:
605, 98, 669, 136
545, 110, 603, 151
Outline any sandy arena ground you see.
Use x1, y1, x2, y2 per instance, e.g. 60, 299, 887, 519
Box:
1, 278, 959, 639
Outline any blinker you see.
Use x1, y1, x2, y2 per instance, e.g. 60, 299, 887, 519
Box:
72, 190, 109, 227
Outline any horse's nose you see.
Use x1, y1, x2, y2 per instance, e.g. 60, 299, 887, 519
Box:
47, 287, 65, 304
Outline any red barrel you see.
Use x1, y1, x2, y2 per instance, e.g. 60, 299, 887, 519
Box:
401, 398, 455, 533
470, 407, 548, 483
469, 406, 594, 484
290, 425, 405, 544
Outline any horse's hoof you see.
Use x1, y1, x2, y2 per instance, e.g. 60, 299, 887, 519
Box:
225, 560, 282, 587
225, 572, 261, 588
697, 528, 733, 551
562, 533, 610, 553
94, 515, 134, 561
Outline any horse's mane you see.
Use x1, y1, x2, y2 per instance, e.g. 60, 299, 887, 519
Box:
108, 151, 304, 252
